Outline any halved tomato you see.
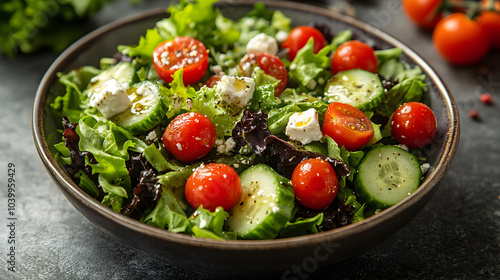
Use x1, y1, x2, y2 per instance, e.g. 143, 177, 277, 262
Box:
322, 102, 373, 151
153, 37, 209, 85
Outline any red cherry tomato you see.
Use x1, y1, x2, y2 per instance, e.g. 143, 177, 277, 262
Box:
479, 0, 500, 49
282, 26, 326, 61
402, 0, 442, 28
477, 11, 500, 50
322, 102, 374, 151
402, 0, 464, 28
291, 158, 338, 210
432, 13, 491, 65
204, 74, 223, 88
391, 102, 437, 148
153, 37, 209, 85
162, 112, 216, 162
331, 41, 378, 74
238, 52, 288, 96
185, 163, 242, 211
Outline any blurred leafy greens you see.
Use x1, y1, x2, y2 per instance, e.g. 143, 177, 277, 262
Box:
0, 0, 141, 57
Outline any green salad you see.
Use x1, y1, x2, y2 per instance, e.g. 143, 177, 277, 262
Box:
49, 0, 436, 240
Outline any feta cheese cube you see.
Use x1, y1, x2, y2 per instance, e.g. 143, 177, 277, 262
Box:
89, 79, 131, 118
216, 137, 237, 154
246, 33, 279, 55
216, 76, 255, 108
286, 108, 323, 145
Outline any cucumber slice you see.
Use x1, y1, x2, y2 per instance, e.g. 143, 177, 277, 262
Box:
354, 145, 422, 209
324, 69, 384, 111
225, 164, 295, 240
111, 81, 167, 135
88, 62, 138, 90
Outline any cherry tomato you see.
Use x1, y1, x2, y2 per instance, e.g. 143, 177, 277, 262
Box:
391, 102, 437, 148
402, 0, 443, 28
331, 41, 378, 74
162, 112, 216, 162
432, 13, 491, 65
480, 0, 500, 10
204, 74, 223, 88
153, 37, 209, 85
185, 163, 242, 211
291, 158, 338, 210
281, 26, 326, 61
322, 102, 374, 151
477, 11, 500, 50
479, 0, 500, 49
238, 52, 287, 96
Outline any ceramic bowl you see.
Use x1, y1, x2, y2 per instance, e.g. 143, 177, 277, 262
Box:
33, 0, 459, 275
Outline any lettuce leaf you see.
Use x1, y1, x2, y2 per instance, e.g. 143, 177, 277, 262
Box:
156, 163, 200, 189
189, 206, 234, 240
119, 0, 239, 62
0, 0, 121, 57
279, 213, 323, 238
118, 28, 165, 63
51, 66, 101, 122
76, 116, 147, 211
143, 186, 191, 232
330, 30, 352, 52
375, 78, 425, 116
289, 38, 332, 94
375, 48, 426, 82
143, 144, 183, 173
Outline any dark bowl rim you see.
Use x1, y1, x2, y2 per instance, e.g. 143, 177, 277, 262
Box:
32, 0, 460, 250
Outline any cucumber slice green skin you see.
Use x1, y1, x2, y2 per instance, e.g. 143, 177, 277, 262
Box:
354, 145, 422, 209
324, 69, 384, 111
225, 164, 295, 240
112, 81, 168, 135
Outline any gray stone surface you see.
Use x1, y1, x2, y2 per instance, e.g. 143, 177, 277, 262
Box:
1, 0, 499, 279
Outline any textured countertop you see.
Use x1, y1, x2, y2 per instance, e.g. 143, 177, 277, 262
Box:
1, 0, 499, 279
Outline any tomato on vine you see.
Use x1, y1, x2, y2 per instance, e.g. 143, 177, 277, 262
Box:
291, 158, 338, 210
477, 0, 500, 49
402, 0, 445, 28
432, 13, 490, 65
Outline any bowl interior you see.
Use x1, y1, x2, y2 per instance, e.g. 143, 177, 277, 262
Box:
33, 0, 459, 274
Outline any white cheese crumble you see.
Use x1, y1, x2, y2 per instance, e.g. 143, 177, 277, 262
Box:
275, 30, 289, 44
145, 130, 157, 141
420, 163, 431, 174
89, 79, 131, 118
285, 108, 323, 145
216, 137, 236, 154
215, 75, 255, 108
246, 33, 279, 55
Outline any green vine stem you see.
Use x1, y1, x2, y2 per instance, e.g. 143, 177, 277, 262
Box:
442, 0, 499, 19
